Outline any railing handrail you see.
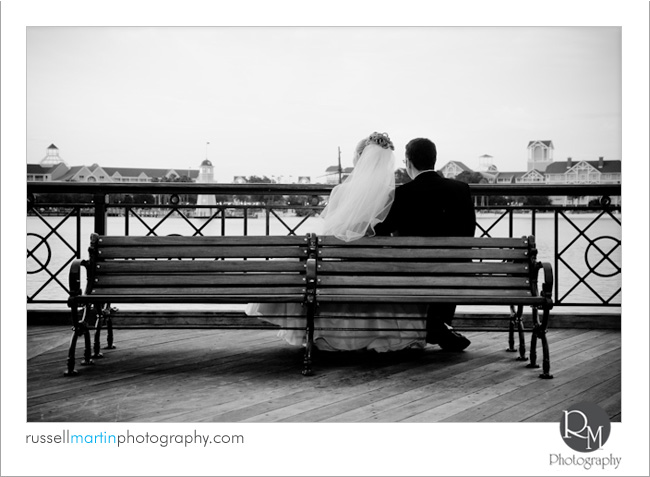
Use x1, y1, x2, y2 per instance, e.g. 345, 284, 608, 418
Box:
27, 181, 622, 197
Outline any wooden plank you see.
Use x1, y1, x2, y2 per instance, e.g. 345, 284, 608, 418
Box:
27, 327, 620, 422
483, 359, 621, 422
97, 260, 305, 273
98, 235, 308, 246
525, 374, 621, 422
318, 275, 531, 288
316, 295, 544, 305
317, 288, 532, 297
97, 246, 306, 259
320, 329, 590, 423
318, 261, 531, 275
76, 294, 304, 304
28, 331, 296, 415
319, 248, 530, 260
279, 333, 517, 423
442, 335, 621, 422
364, 331, 618, 423
91, 286, 306, 296
318, 236, 529, 248
94, 274, 305, 287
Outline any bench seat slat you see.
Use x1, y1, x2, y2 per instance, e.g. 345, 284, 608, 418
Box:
96, 246, 306, 259
318, 276, 530, 288
91, 287, 305, 296
319, 248, 529, 260
96, 260, 304, 273
317, 288, 532, 297
94, 275, 305, 287
319, 236, 530, 248
97, 235, 308, 246
318, 262, 530, 274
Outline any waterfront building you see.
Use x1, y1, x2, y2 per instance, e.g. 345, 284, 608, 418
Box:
478, 154, 494, 171
27, 162, 69, 182
527, 140, 554, 172
544, 157, 622, 206
195, 159, 217, 217
439, 161, 473, 179
27, 144, 200, 182
40, 143, 68, 168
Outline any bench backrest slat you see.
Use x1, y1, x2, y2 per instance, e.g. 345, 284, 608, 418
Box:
92, 286, 306, 296
96, 260, 305, 274
97, 235, 308, 246
318, 275, 530, 288
318, 261, 530, 275
96, 246, 306, 259
95, 274, 306, 287
318, 288, 532, 297
319, 248, 529, 260
318, 236, 529, 248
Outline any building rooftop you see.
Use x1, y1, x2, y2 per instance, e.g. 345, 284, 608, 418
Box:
27, 164, 54, 174
528, 140, 554, 148
545, 160, 621, 174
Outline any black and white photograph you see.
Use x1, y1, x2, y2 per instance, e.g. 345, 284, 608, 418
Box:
3, 1, 649, 476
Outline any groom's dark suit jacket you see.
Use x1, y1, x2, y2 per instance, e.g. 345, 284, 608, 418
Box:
374, 170, 476, 238
374, 170, 476, 327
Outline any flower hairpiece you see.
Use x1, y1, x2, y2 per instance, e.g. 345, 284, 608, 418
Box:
367, 132, 395, 151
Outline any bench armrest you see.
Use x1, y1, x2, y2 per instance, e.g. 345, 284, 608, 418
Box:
539, 262, 554, 305
68, 259, 88, 304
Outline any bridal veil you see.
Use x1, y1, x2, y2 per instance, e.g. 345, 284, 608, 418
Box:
320, 136, 396, 241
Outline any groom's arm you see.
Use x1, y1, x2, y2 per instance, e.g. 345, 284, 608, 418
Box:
374, 192, 401, 236
456, 182, 476, 237
373, 213, 395, 236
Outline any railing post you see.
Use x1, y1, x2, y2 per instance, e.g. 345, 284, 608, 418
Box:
93, 193, 108, 235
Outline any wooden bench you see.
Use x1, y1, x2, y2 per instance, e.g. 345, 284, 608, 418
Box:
66, 233, 554, 379
309, 235, 554, 379
66, 233, 314, 376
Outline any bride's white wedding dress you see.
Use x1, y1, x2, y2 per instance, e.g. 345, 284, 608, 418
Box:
245, 135, 427, 352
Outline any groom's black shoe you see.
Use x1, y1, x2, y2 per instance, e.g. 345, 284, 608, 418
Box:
426, 323, 471, 351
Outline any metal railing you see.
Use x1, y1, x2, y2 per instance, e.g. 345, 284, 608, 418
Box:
27, 182, 621, 310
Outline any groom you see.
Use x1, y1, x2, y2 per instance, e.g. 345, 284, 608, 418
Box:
374, 137, 476, 351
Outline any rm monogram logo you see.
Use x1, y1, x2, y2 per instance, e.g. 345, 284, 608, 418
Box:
560, 402, 611, 453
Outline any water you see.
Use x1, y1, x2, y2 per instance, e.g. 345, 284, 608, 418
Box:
27, 212, 621, 312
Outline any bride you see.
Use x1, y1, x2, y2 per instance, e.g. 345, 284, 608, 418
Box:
245, 132, 427, 352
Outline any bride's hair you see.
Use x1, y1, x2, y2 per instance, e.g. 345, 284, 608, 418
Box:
354, 132, 394, 164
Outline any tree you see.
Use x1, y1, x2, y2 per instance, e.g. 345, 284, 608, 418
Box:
520, 196, 552, 206
487, 196, 510, 206
244, 175, 280, 204
455, 171, 486, 184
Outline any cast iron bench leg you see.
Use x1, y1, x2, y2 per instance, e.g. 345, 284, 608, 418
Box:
97, 304, 116, 350
539, 307, 553, 379
526, 306, 553, 379
302, 302, 315, 376
92, 304, 105, 359
507, 305, 527, 361
64, 304, 94, 376
105, 308, 116, 349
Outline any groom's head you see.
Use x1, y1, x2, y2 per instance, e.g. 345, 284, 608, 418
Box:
405, 138, 437, 172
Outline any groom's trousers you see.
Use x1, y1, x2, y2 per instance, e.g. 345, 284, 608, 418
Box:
426, 304, 456, 330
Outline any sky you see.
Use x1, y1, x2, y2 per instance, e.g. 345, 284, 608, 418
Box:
26, 26, 622, 182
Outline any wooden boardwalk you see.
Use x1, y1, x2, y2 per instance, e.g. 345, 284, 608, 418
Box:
27, 325, 621, 423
